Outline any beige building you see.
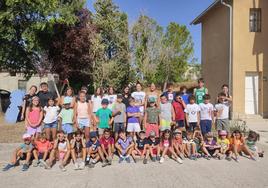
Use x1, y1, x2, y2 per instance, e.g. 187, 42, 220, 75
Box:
192, 0, 268, 118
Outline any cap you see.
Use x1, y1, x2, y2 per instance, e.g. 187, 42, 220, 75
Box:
149, 131, 156, 137
22, 133, 31, 139
117, 94, 123, 99
148, 97, 156, 103
173, 129, 182, 134
219, 130, 227, 136
90, 131, 98, 138
101, 98, 109, 105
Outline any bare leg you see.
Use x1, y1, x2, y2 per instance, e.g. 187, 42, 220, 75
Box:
45, 128, 51, 141
51, 128, 57, 141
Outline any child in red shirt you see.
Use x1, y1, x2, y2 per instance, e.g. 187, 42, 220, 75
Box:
172, 93, 186, 130
100, 129, 114, 165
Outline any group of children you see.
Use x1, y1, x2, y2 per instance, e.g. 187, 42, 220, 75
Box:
2, 79, 264, 172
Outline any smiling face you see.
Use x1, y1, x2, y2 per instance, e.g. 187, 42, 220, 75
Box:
58, 133, 65, 141
160, 96, 167, 104
175, 133, 182, 139
29, 86, 37, 95
150, 83, 156, 92
24, 138, 31, 144
164, 132, 170, 139
124, 87, 129, 94
119, 132, 126, 140
48, 99, 54, 106
66, 88, 73, 96
222, 86, 229, 94
75, 134, 82, 141
104, 131, 110, 139
32, 97, 39, 106
136, 84, 142, 91
79, 92, 86, 102
41, 84, 48, 92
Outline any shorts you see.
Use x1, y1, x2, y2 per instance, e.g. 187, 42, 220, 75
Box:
152, 148, 157, 155
44, 121, 58, 129
127, 123, 141, 132
19, 153, 27, 160
145, 123, 159, 137
160, 119, 171, 131
27, 126, 41, 136
176, 120, 185, 128
216, 119, 230, 132
187, 122, 197, 132
200, 120, 212, 135
62, 123, 74, 134
114, 123, 125, 133
206, 148, 217, 156
77, 118, 91, 129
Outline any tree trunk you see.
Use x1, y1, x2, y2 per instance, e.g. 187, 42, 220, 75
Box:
163, 75, 169, 92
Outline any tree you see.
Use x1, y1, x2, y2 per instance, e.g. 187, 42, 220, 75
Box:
0, 0, 84, 78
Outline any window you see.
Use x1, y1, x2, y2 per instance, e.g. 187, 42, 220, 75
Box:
18, 80, 27, 91
249, 8, 261, 32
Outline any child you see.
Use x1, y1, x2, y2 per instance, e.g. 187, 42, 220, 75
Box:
2, 133, 33, 171
60, 87, 76, 108
132, 130, 149, 164
202, 132, 220, 159
230, 130, 256, 162
193, 129, 204, 157
183, 131, 197, 160
115, 130, 134, 163
162, 83, 176, 103
95, 99, 113, 136
199, 94, 214, 136
144, 97, 161, 138
159, 129, 183, 164
86, 131, 108, 168
172, 93, 186, 130
43, 98, 60, 141
146, 131, 161, 162
46, 131, 71, 171
58, 102, 75, 137
100, 129, 115, 165
184, 95, 200, 132
217, 130, 230, 160
112, 94, 126, 140
180, 85, 189, 105
146, 83, 160, 107
159, 94, 175, 131
126, 97, 141, 138
193, 78, 208, 104
25, 96, 43, 137
215, 92, 230, 132
172, 129, 185, 160
131, 82, 146, 116
75, 91, 92, 141
246, 130, 264, 158
32, 133, 52, 168
70, 130, 86, 170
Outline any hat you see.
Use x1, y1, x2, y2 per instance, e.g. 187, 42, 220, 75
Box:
22, 133, 31, 139
101, 98, 109, 105
63, 101, 71, 105
219, 130, 227, 136
148, 97, 156, 103
117, 94, 123, 98
173, 129, 182, 134
90, 131, 98, 138
149, 131, 156, 137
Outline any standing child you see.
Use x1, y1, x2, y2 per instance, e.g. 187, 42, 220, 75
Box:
43, 98, 60, 141
180, 85, 189, 105
199, 94, 214, 136
132, 130, 149, 164
144, 97, 161, 138
115, 130, 134, 163
202, 132, 221, 159
159, 129, 183, 164
146, 131, 161, 162
100, 129, 115, 165
217, 130, 231, 160
112, 94, 126, 140
184, 95, 200, 132
60, 87, 76, 108
2, 134, 33, 172
159, 95, 175, 132
215, 92, 230, 132
25, 96, 43, 137
172, 93, 186, 130
172, 129, 185, 160
70, 130, 86, 170
126, 97, 141, 138
193, 78, 208, 104
95, 99, 113, 136
58, 102, 75, 137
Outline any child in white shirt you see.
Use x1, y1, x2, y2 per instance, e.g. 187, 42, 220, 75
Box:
199, 94, 214, 135
184, 95, 200, 132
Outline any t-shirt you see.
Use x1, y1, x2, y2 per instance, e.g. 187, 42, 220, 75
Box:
43, 106, 60, 124
215, 103, 229, 119
122, 94, 131, 107
20, 143, 33, 153
37, 91, 56, 108
160, 102, 172, 121
180, 93, 189, 105
199, 103, 214, 121
147, 138, 160, 147
96, 108, 112, 129
136, 138, 147, 150
91, 95, 102, 113
126, 106, 140, 123
184, 103, 200, 123
35, 140, 51, 153
131, 91, 146, 113
112, 102, 126, 123
173, 138, 183, 145
147, 93, 158, 103
117, 137, 132, 150
162, 139, 170, 147
145, 107, 160, 124
107, 94, 117, 109
205, 140, 217, 150
59, 108, 74, 124
28, 108, 41, 127
172, 101, 185, 121
194, 87, 207, 104
86, 140, 101, 151
23, 94, 37, 108
217, 138, 230, 150
163, 91, 176, 103
100, 137, 114, 149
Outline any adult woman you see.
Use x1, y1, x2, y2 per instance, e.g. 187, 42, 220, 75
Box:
131, 82, 146, 115
21, 85, 38, 120
91, 87, 103, 113
146, 83, 160, 107
122, 86, 131, 108
107, 86, 117, 109
59, 87, 76, 108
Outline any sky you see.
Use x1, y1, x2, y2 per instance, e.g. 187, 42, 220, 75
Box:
86, 0, 215, 63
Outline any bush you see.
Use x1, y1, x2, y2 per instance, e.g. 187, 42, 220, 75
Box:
229, 119, 248, 134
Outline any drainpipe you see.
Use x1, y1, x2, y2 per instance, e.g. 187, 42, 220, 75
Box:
221, 0, 233, 96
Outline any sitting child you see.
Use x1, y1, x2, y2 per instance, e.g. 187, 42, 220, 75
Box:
217, 130, 231, 160
70, 130, 86, 170
183, 131, 197, 160
100, 129, 115, 165
246, 130, 264, 158
193, 129, 204, 158
172, 129, 185, 160
146, 131, 161, 162
202, 132, 221, 159
115, 130, 134, 163
86, 131, 107, 168
132, 130, 149, 164
46, 131, 71, 171
32, 132, 52, 168
159, 129, 183, 164
2, 133, 33, 172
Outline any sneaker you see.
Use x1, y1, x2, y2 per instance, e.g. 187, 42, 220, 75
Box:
59, 164, 66, 172
45, 161, 52, 169
88, 162, 95, 168
143, 158, 148, 164
151, 156, 156, 162
250, 156, 257, 161
190, 155, 197, 160
119, 157, 124, 164
92, 159, 97, 164
39, 159, 46, 167
21, 164, 29, 171
107, 158, 112, 165
225, 156, 232, 161
132, 157, 137, 163
125, 157, 131, 163
79, 161, 85, 169
159, 157, 164, 164
234, 156, 240, 163
218, 154, 224, 160
102, 161, 109, 167
2, 164, 14, 171
176, 157, 183, 164
179, 153, 185, 160
204, 155, 211, 160
156, 156, 161, 161
74, 162, 79, 170
32, 160, 39, 167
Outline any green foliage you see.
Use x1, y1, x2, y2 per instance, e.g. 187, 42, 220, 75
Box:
229, 119, 248, 134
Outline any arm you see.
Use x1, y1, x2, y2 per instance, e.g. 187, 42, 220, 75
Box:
171, 106, 175, 122
197, 111, 200, 127
25, 107, 31, 127
21, 99, 26, 120
73, 103, 78, 128
143, 111, 147, 128
37, 109, 44, 126
71, 97, 76, 108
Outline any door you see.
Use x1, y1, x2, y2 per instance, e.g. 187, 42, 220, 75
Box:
245, 73, 259, 114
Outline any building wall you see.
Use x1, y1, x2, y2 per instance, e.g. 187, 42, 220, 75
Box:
201, 4, 229, 104
232, 0, 268, 118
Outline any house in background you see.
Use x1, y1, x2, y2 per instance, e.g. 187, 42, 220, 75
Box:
191, 0, 268, 118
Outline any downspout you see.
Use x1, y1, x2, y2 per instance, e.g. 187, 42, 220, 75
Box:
221, 0, 233, 96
